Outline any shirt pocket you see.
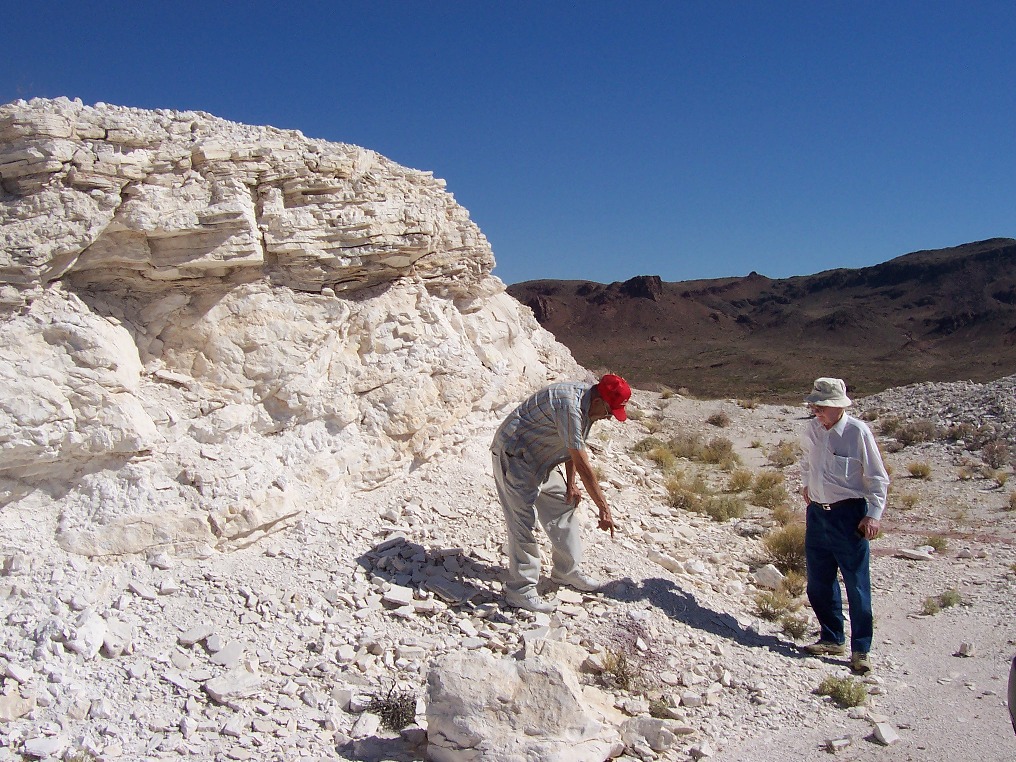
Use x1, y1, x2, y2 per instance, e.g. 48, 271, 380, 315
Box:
830, 455, 859, 480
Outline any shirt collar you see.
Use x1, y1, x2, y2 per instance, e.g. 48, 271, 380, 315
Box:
830, 410, 850, 435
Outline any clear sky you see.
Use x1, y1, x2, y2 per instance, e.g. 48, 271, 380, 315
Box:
3, 1, 1014, 285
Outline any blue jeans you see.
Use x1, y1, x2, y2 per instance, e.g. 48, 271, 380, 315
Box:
805, 499, 873, 654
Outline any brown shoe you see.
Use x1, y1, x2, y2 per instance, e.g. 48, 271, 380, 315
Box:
850, 652, 872, 675
802, 640, 846, 656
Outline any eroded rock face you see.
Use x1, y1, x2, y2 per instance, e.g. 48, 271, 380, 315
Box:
0, 97, 580, 557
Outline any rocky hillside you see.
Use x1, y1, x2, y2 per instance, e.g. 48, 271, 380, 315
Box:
508, 238, 1016, 400
0, 96, 580, 560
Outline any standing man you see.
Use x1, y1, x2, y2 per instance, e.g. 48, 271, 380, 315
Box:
491, 374, 631, 613
799, 377, 889, 675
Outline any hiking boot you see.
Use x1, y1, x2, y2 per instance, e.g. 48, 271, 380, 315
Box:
850, 652, 872, 675
802, 640, 846, 656
504, 589, 557, 613
549, 569, 603, 592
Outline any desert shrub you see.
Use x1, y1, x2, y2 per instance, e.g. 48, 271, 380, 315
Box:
981, 440, 1010, 469
648, 446, 678, 472
752, 471, 789, 509
779, 570, 807, 598
762, 522, 807, 574
366, 684, 418, 731
922, 535, 948, 553
737, 398, 758, 410
921, 596, 941, 615
945, 421, 977, 442
816, 676, 867, 708
697, 494, 747, 522
660, 387, 676, 399
1007, 492, 1016, 512
706, 411, 730, 428
633, 436, 667, 454
664, 470, 710, 510
754, 589, 795, 621
771, 503, 796, 525
750, 439, 763, 449
727, 468, 754, 493
767, 440, 799, 468
781, 613, 810, 640
701, 436, 740, 468
668, 432, 703, 460
896, 492, 919, 511
877, 415, 902, 438
907, 461, 932, 479
895, 419, 940, 446
957, 464, 978, 481
627, 407, 645, 421
991, 469, 1009, 488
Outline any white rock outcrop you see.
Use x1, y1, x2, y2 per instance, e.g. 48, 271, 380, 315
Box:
0, 97, 580, 558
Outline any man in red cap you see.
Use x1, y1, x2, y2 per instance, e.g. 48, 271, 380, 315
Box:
490, 374, 631, 612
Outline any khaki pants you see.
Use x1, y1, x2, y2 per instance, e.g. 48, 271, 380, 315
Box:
491, 451, 582, 595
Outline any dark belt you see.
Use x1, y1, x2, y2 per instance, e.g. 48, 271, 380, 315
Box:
812, 498, 864, 511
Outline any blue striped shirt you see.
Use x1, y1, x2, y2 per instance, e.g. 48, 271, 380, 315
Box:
491, 382, 593, 492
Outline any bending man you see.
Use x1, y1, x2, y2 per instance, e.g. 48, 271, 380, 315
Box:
491, 374, 630, 613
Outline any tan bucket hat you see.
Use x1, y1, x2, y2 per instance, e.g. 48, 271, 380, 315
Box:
805, 377, 852, 408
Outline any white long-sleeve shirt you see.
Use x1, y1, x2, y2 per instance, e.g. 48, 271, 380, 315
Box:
800, 412, 890, 520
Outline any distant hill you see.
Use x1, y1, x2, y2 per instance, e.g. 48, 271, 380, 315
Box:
507, 238, 1016, 401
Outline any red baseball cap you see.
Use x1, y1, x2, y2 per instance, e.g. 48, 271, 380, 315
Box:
597, 374, 631, 421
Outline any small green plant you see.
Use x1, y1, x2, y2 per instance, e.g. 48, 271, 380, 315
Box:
706, 411, 730, 428
597, 616, 661, 695
939, 587, 963, 607
752, 471, 789, 509
923, 535, 948, 553
762, 522, 807, 574
767, 440, 799, 468
366, 683, 418, 731
601, 650, 641, 692
816, 675, 867, 708
922, 587, 963, 615
754, 589, 796, 621
727, 468, 754, 493
907, 461, 932, 479
781, 613, 810, 640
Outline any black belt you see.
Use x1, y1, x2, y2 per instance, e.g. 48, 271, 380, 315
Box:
812, 498, 864, 511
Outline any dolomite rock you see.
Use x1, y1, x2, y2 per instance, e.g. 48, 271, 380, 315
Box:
0, 97, 581, 558
425, 649, 623, 762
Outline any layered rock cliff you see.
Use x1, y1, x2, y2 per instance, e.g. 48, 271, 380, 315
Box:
0, 97, 580, 558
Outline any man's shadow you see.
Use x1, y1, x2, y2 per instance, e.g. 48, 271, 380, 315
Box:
602, 575, 803, 658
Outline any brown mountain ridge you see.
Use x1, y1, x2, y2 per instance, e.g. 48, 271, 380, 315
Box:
507, 237, 1016, 401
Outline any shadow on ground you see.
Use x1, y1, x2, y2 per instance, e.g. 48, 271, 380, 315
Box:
603, 576, 803, 658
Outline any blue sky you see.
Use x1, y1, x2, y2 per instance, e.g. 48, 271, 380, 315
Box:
3, 2, 1014, 285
